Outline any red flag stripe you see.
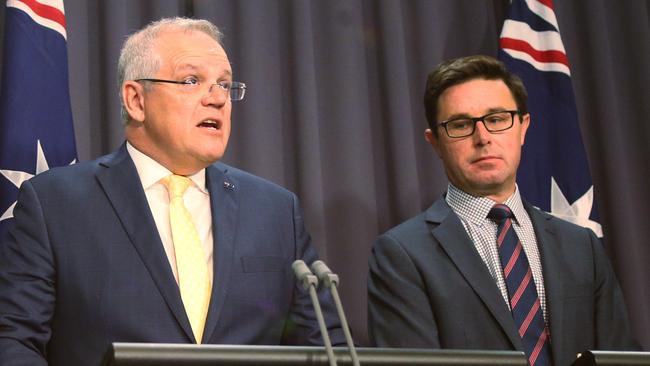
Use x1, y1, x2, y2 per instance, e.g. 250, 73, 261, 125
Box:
500, 37, 569, 67
15, 0, 66, 29
536, 0, 554, 10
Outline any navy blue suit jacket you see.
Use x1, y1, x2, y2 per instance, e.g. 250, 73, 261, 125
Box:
368, 197, 638, 366
0, 145, 343, 366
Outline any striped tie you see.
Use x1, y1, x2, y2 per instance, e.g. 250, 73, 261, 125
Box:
488, 204, 552, 366
162, 174, 212, 343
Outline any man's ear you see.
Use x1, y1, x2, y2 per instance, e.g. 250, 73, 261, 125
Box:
519, 113, 530, 146
122, 81, 146, 123
425, 128, 443, 158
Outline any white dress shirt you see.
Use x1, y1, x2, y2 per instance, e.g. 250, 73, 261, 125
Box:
126, 142, 214, 283
445, 183, 548, 321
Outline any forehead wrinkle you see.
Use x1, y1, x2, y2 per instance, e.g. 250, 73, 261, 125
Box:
173, 62, 202, 73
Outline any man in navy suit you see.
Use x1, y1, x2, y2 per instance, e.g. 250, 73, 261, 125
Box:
0, 17, 342, 366
367, 55, 638, 365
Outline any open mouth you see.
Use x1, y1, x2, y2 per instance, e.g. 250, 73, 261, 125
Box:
197, 119, 222, 130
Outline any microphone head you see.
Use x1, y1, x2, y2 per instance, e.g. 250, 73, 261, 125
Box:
310, 260, 339, 287
292, 260, 318, 289
292, 260, 310, 279
310, 260, 332, 277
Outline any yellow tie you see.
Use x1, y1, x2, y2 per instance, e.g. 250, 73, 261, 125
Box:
162, 174, 212, 343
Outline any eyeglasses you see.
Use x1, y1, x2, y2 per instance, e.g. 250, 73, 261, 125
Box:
437, 110, 519, 138
135, 78, 247, 101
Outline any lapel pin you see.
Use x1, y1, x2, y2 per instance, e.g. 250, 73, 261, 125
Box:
223, 181, 235, 190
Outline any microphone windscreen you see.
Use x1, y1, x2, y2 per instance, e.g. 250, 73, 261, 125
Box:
292, 260, 312, 281
311, 260, 332, 279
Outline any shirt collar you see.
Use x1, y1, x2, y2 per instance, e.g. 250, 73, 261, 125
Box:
446, 183, 526, 225
504, 187, 527, 225
126, 142, 208, 194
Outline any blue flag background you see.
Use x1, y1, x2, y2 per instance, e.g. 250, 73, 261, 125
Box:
499, 0, 601, 236
0, 0, 77, 240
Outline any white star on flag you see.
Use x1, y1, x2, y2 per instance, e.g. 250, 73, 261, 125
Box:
550, 177, 603, 237
0, 140, 76, 221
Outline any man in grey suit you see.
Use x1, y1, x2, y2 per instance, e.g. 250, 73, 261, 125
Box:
367, 55, 638, 366
0, 17, 342, 366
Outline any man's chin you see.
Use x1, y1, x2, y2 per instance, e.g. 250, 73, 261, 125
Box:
459, 174, 510, 193
198, 143, 228, 163
201, 153, 224, 166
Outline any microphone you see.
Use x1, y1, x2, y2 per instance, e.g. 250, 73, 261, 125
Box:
311, 260, 360, 366
292, 260, 337, 366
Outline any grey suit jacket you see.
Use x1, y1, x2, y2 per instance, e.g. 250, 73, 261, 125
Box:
368, 196, 638, 366
0, 144, 343, 366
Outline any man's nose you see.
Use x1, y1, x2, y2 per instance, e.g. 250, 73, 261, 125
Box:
473, 121, 492, 143
202, 84, 228, 106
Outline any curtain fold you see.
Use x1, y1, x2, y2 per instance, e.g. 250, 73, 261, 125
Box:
1, 0, 648, 348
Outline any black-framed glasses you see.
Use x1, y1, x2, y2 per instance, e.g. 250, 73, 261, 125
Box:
437, 110, 520, 138
135, 78, 247, 101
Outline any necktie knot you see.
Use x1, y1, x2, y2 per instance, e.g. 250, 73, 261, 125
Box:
488, 204, 513, 223
162, 174, 192, 200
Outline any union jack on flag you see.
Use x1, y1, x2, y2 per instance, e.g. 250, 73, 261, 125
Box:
499, 0, 602, 236
0, 0, 77, 240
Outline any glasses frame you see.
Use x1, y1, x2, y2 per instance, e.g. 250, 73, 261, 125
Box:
135, 78, 247, 101
437, 110, 520, 138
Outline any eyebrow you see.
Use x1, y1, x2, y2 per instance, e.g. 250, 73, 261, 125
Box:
442, 107, 514, 121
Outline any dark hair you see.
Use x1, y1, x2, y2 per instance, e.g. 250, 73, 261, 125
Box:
423, 55, 528, 131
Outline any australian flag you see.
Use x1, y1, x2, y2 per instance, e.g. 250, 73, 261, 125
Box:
0, 0, 77, 240
499, 0, 601, 236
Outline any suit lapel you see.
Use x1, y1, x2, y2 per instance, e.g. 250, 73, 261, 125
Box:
427, 198, 523, 350
526, 204, 566, 365
201, 163, 239, 342
95, 145, 194, 341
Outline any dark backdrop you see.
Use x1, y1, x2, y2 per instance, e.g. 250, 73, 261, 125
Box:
1, 0, 648, 349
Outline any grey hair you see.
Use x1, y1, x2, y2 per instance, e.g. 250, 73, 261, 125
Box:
117, 17, 224, 123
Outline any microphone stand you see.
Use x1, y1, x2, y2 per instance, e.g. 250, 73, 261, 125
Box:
292, 260, 337, 366
311, 260, 360, 366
